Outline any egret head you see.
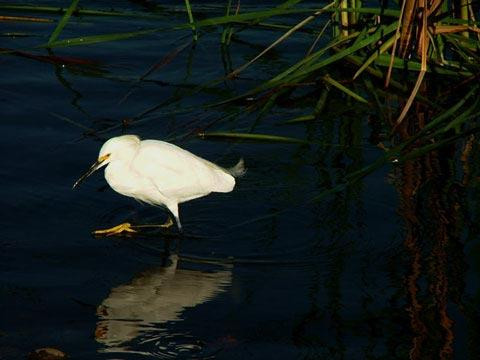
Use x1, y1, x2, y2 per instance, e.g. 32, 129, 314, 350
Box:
98, 135, 140, 162
73, 135, 141, 189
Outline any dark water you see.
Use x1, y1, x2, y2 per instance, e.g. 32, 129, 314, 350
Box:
1, 1, 479, 359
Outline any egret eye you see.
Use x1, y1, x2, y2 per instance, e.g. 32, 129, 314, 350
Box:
98, 153, 110, 162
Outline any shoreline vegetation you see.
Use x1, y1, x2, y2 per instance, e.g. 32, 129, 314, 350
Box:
2, 0, 480, 197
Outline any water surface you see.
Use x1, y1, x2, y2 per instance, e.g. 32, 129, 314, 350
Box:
1, 1, 479, 359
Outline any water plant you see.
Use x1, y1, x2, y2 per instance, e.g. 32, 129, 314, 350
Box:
1, 0, 479, 194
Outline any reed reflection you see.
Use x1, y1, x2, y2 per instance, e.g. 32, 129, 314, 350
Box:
95, 252, 232, 356
397, 141, 467, 360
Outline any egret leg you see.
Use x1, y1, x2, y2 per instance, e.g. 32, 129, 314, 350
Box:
167, 203, 182, 231
93, 222, 137, 236
93, 218, 174, 236
132, 217, 174, 230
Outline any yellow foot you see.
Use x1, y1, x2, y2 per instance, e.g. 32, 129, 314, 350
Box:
93, 222, 137, 236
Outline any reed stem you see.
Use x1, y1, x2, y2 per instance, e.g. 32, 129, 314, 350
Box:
184, 0, 198, 42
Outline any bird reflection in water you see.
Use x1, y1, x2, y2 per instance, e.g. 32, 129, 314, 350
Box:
95, 249, 232, 358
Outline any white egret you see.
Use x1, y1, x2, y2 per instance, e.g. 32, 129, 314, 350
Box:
73, 135, 245, 235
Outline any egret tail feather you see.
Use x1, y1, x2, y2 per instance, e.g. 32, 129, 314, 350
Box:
227, 158, 246, 177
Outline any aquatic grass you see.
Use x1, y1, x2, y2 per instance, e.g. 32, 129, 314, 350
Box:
312, 113, 480, 204
281, 114, 316, 124
197, 131, 310, 144
441, 99, 480, 134
322, 74, 368, 103
343, 53, 408, 92
3, 0, 480, 248
218, 21, 399, 104
0, 3, 402, 18
0, 4, 149, 18
402, 123, 480, 162
0, 15, 53, 23
200, 26, 390, 110
368, 54, 474, 75
4, 0, 479, 165
47, 0, 80, 45
384, 0, 406, 87
22, 5, 404, 50
119, 40, 193, 105
353, 33, 400, 80
27, 3, 480, 246
415, 85, 480, 136
227, 2, 336, 78
50, 112, 95, 134
221, 0, 233, 45
280, 101, 361, 125
220, 0, 240, 45
184, 0, 198, 42
248, 92, 282, 132
0, 46, 100, 66
247, 99, 480, 213
314, 87, 329, 115
40, 7, 328, 48
44, 28, 159, 48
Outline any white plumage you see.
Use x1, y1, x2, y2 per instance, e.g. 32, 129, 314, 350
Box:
73, 135, 245, 231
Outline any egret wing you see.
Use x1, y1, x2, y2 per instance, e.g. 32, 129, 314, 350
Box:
131, 140, 235, 203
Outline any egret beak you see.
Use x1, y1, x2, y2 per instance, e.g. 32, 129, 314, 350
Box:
72, 154, 110, 189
